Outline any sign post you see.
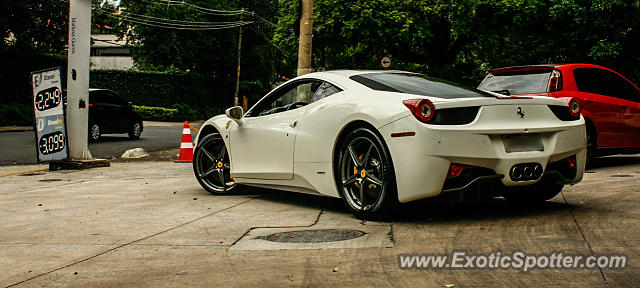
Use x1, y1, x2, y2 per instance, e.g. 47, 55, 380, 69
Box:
47, 0, 109, 170
31, 68, 68, 162
67, 0, 93, 160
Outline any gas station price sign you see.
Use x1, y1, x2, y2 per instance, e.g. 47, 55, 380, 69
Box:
31, 67, 68, 162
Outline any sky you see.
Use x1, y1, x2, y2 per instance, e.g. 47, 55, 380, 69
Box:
101, 0, 121, 7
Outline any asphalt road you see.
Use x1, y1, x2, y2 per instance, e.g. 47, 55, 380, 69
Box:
0, 156, 639, 287
0, 122, 195, 165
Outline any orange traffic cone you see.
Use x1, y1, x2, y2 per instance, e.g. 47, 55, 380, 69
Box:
175, 121, 194, 163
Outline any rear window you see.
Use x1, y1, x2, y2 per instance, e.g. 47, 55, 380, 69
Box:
350, 73, 494, 99
478, 71, 552, 95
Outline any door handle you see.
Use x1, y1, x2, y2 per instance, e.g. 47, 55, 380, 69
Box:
290, 120, 298, 128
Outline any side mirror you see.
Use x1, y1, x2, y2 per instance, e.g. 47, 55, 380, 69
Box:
225, 106, 244, 125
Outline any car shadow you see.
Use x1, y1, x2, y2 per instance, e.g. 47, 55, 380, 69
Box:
90, 135, 142, 143
388, 196, 582, 224
230, 187, 584, 224
588, 155, 640, 170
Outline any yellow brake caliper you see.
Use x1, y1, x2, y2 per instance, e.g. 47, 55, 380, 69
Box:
354, 154, 364, 188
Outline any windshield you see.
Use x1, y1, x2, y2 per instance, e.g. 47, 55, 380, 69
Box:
350, 73, 495, 99
478, 71, 552, 95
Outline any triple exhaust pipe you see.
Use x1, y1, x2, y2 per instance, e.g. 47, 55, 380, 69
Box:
510, 163, 543, 181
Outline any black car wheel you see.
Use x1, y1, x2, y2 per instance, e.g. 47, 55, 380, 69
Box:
193, 133, 243, 194
336, 127, 397, 219
89, 123, 101, 142
128, 121, 142, 139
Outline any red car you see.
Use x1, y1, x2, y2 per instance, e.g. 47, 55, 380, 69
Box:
478, 64, 640, 158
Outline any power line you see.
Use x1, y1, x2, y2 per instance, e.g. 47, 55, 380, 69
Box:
95, 5, 244, 25
112, 14, 253, 30
155, 0, 244, 15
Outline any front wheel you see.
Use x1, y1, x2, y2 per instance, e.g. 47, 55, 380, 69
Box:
336, 127, 397, 219
193, 133, 243, 194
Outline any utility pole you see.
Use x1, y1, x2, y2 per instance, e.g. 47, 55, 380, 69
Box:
297, 0, 313, 76
233, 8, 244, 107
67, 0, 93, 160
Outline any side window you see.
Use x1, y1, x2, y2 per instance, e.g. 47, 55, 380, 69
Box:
105, 91, 128, 106
573, 68, 603, 95
253, 80, 322, 116
308, 82, 342, 103
598, 70, 640, 102
89, 91, 105, 105
574, 68, 640, 102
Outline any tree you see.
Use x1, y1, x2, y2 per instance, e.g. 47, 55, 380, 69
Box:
274, 0, 640, 86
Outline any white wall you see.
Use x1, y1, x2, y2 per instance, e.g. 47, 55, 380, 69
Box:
90, 56, 134, 70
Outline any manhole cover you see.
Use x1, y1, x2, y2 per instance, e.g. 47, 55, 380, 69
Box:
258, 229, 366, 243
38, 179, 64, 182
611, 175, 633, 178
19, 173, 44, 176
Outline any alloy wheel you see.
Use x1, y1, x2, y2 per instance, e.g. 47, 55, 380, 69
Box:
340, 136, 386, 211
193, 134, 236, 193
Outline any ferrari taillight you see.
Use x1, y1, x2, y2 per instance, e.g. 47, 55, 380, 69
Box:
568, 97, 582, 117
549, 69, 563, 92
403, 99, 436, 123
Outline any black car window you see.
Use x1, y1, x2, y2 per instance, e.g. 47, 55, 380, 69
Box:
573, 68, 604, 95
105, 91, 128, 106
351, 73, 494, 99
249, 80, 322, 117
308, 81, 342, 103
598, 69, 640, 102
574, 68, 640, 102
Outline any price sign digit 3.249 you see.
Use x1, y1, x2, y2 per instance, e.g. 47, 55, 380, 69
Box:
35, 87, 62, 112
39, 131, 65, 155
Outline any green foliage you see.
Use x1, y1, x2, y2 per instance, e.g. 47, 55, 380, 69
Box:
0, 47, 67, 105
133, 103, 197, 122
0, 103, 32, 126
274, 0, 640, 87
133, 105, 179, 122
114, 0, 279, 94
90, 69, 234, 119
171, 103, 196, 121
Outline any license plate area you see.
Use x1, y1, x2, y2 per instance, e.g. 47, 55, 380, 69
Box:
502, 134, 544, 153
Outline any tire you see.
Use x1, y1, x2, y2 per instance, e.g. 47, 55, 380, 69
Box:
336, 127, 398, 219
193, 133, 243, 194
501, 178, 564, 204
128, 121, 142, 139
89, 122, 101, 142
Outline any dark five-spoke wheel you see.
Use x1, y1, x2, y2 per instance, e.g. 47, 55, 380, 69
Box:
337, 127, 397, 218
193, 133, 240, 194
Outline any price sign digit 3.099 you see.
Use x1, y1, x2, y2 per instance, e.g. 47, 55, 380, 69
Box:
31, 67, 68, 162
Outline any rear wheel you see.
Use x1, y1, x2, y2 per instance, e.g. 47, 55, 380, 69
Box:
336, 127, 397, 219
193, 133, 243, 194
128, 121, 142, 139
89, 123, 101, 142
501, 179, 564, 204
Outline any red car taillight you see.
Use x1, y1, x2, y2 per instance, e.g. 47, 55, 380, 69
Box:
568, 97, 582, 117
549, 69, 563, 92
403, 99, 436, 123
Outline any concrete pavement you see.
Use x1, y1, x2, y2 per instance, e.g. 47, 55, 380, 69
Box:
1, 156, 639, 287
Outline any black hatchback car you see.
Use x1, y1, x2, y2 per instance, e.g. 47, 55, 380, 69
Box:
89, 89, 143, 142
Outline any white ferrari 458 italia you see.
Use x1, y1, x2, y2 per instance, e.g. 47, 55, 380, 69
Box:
193, 70, 586, 218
